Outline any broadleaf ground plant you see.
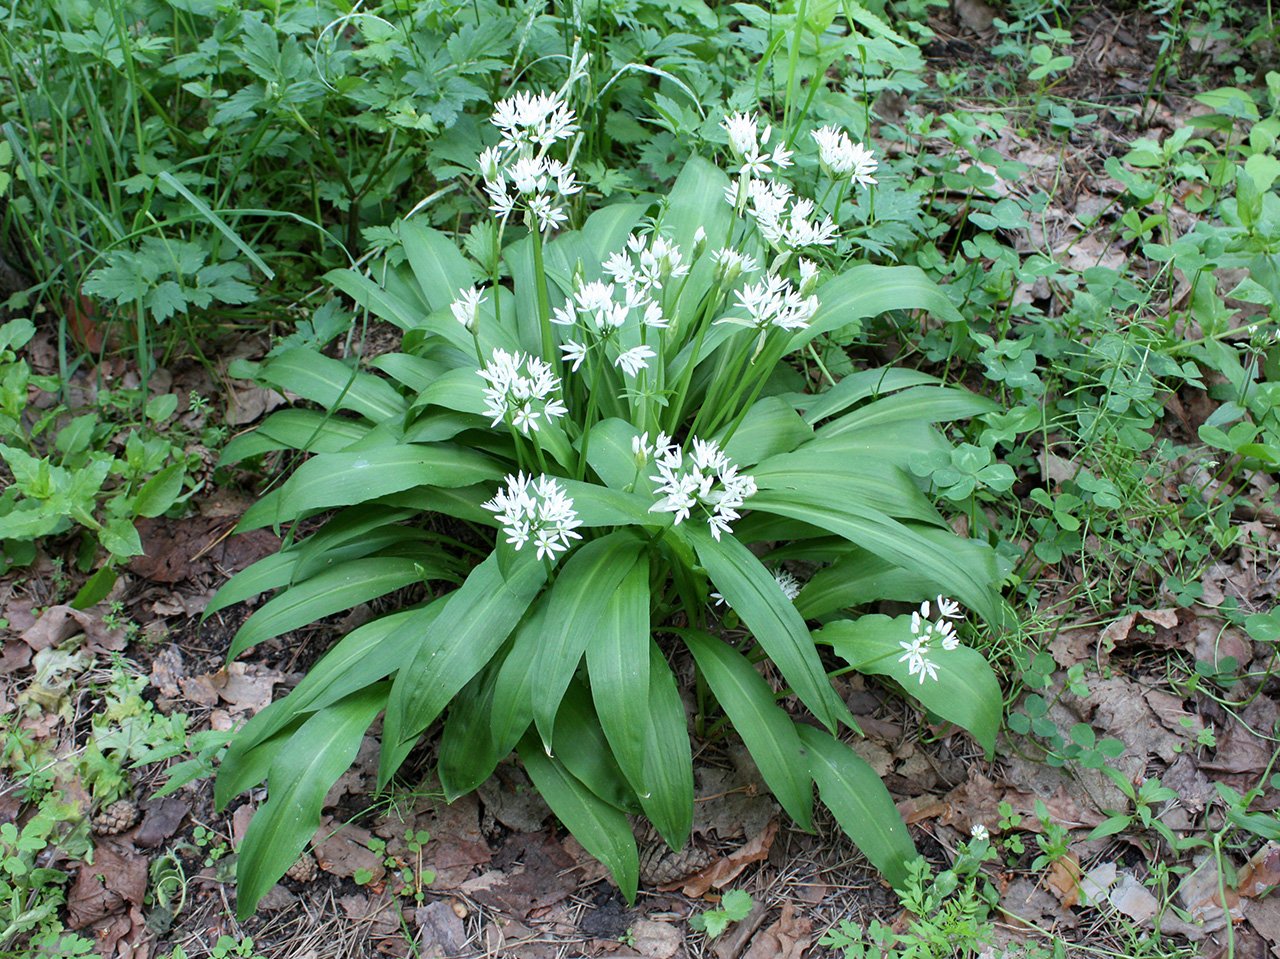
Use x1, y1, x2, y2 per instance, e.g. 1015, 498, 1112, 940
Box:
212, 67, 1009, 916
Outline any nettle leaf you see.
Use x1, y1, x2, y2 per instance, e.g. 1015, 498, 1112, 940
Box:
815, 615, 1001, 754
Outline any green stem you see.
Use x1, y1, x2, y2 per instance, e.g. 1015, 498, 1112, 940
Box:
531, 227, 555, 363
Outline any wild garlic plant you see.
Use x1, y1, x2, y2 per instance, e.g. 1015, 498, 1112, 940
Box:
210, 87, 1008, 917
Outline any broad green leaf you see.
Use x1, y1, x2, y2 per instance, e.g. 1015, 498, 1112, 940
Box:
584, 418, 647, 491
227, 556, 449, 660
815, 615, 1002, 754
235, 686, 386, 918
519, 734, 639, 904
685, 525, 847, 733
638, 641, 694, 848
554, 681, 639, 813
204, 551, 297, 620
748, 492, 1002, 624
817, 387, 996, 438
532, 533, 646, 748
400, 220, 476, 312
792, 265, 962, 351
586, 555, 651, 806
557, 479, 661, 527
326, 267, 424, 332
369, 353, 448, 392
798, 421, 952, 471
799, 724, 916, 887
237, 444, 501, 531
438, 654, 512, 801
796, 367, 940, 425
795, 548, 941, 620
718, 396, 812, 467
214, 719, 299, 812
132, 463, 186, 518
257, 348, 405, 423
487, 595, 551, 760
682, 629, 813, 830
219, 410, 371, 465
289, 504, 420, 581
382, 552, 546, 783
223, 602, 446, 762
751, 458, 943, 526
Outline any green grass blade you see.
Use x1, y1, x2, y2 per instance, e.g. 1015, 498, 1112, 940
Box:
158, 170, 274, 280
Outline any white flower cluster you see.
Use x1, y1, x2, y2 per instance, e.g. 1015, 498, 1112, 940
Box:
722, 112, 794, 179
450, 286, 486, 332
727, 177, 838, 250
898, 596, 963, 684
480, 91, 581, 233
483, 472, 582, 562
553, 233, 691, 377
477, 348, 568, 434
811, 125, 878, 185
643, 433, 757, 540
724, 272, 819, 333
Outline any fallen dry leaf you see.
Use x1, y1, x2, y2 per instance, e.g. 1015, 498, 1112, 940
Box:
628, 919, 682, 959
1110, 873, 1159, 923
1045, 853, 1083, 908
178, 662, 279, 714
680, 820, 778, 898
1239, 844, 1280, 899
314, 822, 386, 884
414, 900, 468, 958
460, 831, 577, 916
133, 798, 190, 849
741, 903, 810, 959
22, 603, 126, 654
66, 841, 148, 929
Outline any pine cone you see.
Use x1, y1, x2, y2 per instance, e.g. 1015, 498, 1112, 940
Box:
92, 799, 140, 836
286, 853, 318, 883
639, 842, 713, 887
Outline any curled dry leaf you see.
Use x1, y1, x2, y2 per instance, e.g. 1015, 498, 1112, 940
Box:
1239, 844, 1280, 899
741, 903, 810, 959
679, 819, 778, 898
